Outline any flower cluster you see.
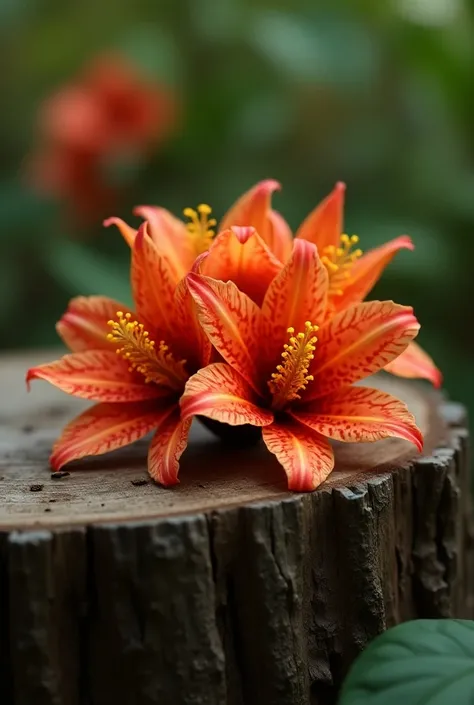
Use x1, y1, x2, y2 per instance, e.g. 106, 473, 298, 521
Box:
27, 181, 440, 491
28, 53, 175, 221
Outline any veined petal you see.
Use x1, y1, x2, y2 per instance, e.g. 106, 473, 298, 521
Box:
334, 235, 414, 312
180, 363, 273, 426
173, 276, 212, 370
26, 350, 169, 402
148, 408, 191, 486
262, 239, 328, 365
306, 301, 420, 399
103, 216, 137, 247
131, 223, 178, 337
219, 179, 280, 247
201, 226, 282, 305
134, 205, 195, 280
295, 182, 345, 251
50, 400, 170, 470
186, 273, 264, 393
384, 341, 442, 388
56, 295, 132, 352
268, 210, 293, 262
262, 418, 334, 491
293, 386, 423, 451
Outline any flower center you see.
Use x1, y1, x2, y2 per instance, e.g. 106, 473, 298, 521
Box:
321, 234, 363, 296
107, 312, 188, 390
268, 321, 318, 410
183, 203, 217, 255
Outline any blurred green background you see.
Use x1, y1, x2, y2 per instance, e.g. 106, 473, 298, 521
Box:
1, 0, 473, 418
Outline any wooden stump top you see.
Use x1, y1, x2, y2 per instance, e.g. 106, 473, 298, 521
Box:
0, 350, 441, 530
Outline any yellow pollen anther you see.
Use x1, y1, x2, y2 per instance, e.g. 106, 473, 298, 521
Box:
183, 203, 217, 255
268, 321, 319, 410
321, 233, 363, 297
107, 312, 188, 389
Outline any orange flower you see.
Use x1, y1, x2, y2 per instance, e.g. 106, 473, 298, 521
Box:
180, 240, 423, 491
221, 180, 441, 388
26, 225, 210, 484
29, 53, 175, 221
105, 207, 282, 306
105, 182, 440, 386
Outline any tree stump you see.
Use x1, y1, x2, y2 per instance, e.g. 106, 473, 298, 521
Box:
0, 350, 471, 705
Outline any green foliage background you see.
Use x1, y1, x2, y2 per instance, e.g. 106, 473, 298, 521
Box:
1, 0, 473, 421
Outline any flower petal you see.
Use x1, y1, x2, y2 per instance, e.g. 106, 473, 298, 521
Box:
293, 385, 423, 451
219, 179, 281, 247
173, 276, 212, 370
268, 210, 293, 262
261, 239, 328, 365
148, 408, 191, 486
306, 301, 420, 400
50, 401, 170, 470
180, 363, 273, 426
384, 341, 442, 388
103, 216, 137, 247
56, 295, 131, 352
26, 350, 168, 402
262, 418, 334, 491
131, 223, 178, 337
334, 235, 414, 312
201, 226, 282, 305
186, 273, 264, 392
295, 182, 345, 251
134, 205, 195, 280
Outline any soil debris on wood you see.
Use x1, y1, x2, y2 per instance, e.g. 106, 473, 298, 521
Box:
51, 471, 70, 480
29, 484, 44, 492
131, 478, 148, 487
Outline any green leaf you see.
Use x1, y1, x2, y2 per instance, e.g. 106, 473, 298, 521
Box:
43, 240, 131, 305
339, 619, 474, 705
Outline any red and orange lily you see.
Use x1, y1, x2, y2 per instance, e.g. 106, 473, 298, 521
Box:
180, 239, 423, 491
26, 224, 210, 484
105, 181, 440, 386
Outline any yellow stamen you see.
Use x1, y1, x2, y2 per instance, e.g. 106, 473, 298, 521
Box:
268, 321, 318, 410
321, 234, 363, 296
183, 203, 216, 254
107, 312, 187, 389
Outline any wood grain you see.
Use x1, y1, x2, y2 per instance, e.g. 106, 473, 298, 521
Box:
0, 350, 471, 705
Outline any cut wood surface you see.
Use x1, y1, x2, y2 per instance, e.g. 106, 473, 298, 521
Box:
0, 350, 472, 705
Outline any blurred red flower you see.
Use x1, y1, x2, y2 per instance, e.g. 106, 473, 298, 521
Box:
29, 53, 175, 222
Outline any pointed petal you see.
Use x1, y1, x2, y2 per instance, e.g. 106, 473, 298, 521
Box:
103, 216, 137, 247
186, 273, 264, 392
134, 205, 195, 280
262, 419, 334, 491
56, 295, 131, 352
295, 182, 345, 251
334, 235, 414, 311
384, 341, 442, 388
148, 408, 191, 486
219, 179, 280, 247
261, 239, 328, 365
268, 210, 293, 262
173, 276, 212, 370
293, 386, 423, 451
306, 301, 420, 400
131, 223, 178, 337
50, 401, 170, 470
180, 363, 273, 426
201, 226, 282, 305
26, 350, 169, 402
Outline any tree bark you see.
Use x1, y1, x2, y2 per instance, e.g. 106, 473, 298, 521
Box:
0, 351, 471, 705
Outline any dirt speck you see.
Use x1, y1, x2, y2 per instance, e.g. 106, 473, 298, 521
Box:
51, 471, 70, 480
131, 478, 148, 487
30, 484, 44, 492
